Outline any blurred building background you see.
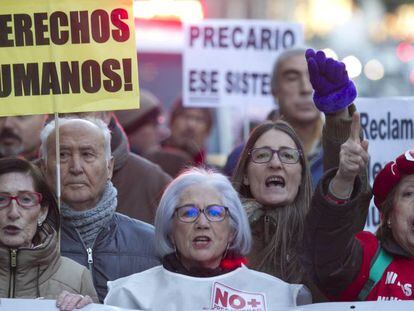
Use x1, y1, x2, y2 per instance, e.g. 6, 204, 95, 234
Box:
133, 0, 414, 161
204, 0, 414, 97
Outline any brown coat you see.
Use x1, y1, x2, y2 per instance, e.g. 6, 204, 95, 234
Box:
322, 104, 371, 230
302, 169, 373, 297
245, 105, 370, 302
300, 105, 373, 298
110, 118, 172, 224
0, 224, 98, 301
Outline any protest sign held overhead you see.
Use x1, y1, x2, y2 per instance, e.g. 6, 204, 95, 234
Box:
183, 20, 303, 107
0, 0, 139, 116
356, 97, 414, 232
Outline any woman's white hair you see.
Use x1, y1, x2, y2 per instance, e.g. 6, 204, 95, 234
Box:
39, 117, 112, 161
155, 167, 252, 258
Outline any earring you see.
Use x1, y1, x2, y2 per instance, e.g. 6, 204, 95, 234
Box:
243, 175, 249, 186
37, 220, 43, 227
387, 219, 392, 228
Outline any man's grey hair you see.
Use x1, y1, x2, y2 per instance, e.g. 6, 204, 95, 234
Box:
270, 47, 308, 95
155, 167, 252, 258
39, 117, 112, 161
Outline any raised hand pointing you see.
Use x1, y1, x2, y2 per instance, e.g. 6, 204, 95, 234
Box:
337, 113, 369, 182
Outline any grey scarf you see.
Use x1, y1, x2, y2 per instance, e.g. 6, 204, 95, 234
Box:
61, 181, 118, 248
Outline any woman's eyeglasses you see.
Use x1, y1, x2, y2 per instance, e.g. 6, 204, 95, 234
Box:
174, 204, 229, 223
249, 146, 301, 164
0, 192, 42, 209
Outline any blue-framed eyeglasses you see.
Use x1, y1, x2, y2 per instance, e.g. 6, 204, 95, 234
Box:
174, 204, 229, 223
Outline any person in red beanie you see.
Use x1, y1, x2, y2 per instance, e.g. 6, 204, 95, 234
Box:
303, 111, 414, 301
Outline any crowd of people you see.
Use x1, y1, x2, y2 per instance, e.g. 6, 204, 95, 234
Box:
1, 47, 413, 310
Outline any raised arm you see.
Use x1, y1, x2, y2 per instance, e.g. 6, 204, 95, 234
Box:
302, 112, 371, 298
305, 49, 372, 231
305, 48, 357, 171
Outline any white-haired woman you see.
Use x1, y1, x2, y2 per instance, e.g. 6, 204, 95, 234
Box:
104, 168, 310, 310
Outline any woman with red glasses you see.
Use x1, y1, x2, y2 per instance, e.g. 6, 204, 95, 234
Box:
0, 157, 97, 310
104, 168, 310, 310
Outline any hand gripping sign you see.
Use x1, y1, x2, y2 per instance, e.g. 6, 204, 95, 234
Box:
0, 0, 139, 116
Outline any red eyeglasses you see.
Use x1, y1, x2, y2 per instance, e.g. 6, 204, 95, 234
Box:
0, 192, 42, 209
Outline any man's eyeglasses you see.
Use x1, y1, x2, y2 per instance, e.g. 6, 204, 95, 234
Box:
249, 146, 301, 164
174, 204, 229, 223
0, 192, 43, 209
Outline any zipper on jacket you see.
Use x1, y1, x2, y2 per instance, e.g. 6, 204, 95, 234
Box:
8, 249, 17, 298
87, 247, 93, 271
72, 224, 105, 286
73, 228, 98, 274
264, 215, 270, 244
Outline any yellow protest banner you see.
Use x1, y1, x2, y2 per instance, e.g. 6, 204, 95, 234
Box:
0, 0, 139, 116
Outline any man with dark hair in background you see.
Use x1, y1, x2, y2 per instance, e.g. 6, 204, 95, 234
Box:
0, 115, 48, 160
146, 96, 214, 177
115, 90, 168, 157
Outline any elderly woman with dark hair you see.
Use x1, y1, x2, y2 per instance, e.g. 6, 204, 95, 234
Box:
104, 168, 310, 310
0, 157, 97, 310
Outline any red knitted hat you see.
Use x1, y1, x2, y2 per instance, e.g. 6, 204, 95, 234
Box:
373, 150, 414, 209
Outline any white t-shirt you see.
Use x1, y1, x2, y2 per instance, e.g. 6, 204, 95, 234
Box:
105, 265, 311, 310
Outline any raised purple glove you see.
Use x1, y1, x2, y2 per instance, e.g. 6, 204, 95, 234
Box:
305, 48, 357, 114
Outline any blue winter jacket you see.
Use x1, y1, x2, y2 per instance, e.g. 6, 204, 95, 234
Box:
60, 212, 161, 302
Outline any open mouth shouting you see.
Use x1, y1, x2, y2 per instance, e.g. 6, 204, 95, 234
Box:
265, 175, 285, 188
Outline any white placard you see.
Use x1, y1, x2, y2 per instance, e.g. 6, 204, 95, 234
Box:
183, 20, 303, 107
295, 300, 414, 310
0, 299, 130, 311
1, 298, 414, 311
356, 97, 414, 232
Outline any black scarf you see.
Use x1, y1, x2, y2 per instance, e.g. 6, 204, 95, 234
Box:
162, 251, 246, 277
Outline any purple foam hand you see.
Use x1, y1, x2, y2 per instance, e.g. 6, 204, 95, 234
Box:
305, 49, 357, 114
305, 49, 349, 96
